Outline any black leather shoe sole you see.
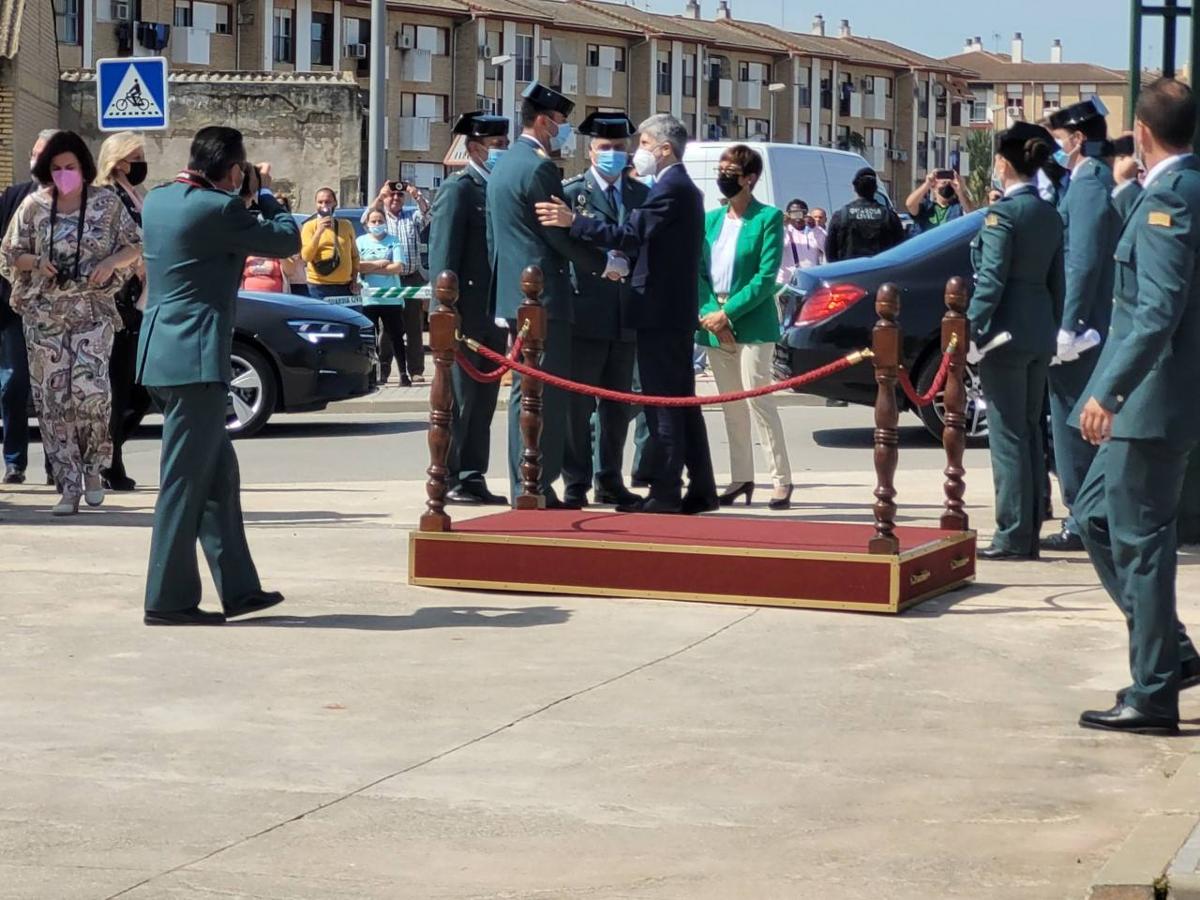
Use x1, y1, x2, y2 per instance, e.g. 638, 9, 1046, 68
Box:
979, 546, 1039, 561
144, 609, 226, 626
1079, 712, 1179, 735
595, 489, 642, 507
225, 592, 285, 619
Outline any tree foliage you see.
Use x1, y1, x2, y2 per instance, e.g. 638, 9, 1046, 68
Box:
964, 128, 994, 207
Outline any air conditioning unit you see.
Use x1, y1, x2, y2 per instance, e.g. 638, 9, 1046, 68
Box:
1006, 106, 1024, 120
477, 42, 492, 59
395, 31, 413, 50
345, 42, 367, 59
111, 0, 130, 19
888, 148, 908, 162
859, 76, 872, 92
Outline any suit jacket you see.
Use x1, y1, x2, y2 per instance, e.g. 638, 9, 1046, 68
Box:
1076, 155, 1200, 443
697, 199, 784, 347
1113, 181, 1144, 222
137, 182, 299, 387
486, 136, 588, 322
562, 168, 649, 342
568, 162, 705, 333
967, 185, 1065, 356
428, 164, 495, 338
1059, 157, 1119, 336
0, 180, 37, 327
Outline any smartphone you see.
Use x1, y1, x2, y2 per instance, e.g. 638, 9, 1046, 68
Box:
1110, 135, 1134, 157
934, 168, 955, 180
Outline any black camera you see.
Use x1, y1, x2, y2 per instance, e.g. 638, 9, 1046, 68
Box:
1111, 135, 1135, 157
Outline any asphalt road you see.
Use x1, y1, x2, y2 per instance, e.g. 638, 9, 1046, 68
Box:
104, 403, 991, 486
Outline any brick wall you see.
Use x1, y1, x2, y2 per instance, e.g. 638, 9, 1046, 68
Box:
0, 76, 15, 184
12, 0, 61, 175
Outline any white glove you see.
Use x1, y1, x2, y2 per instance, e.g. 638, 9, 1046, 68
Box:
967, 341, 983, 365
601, 251, 630, 280
1056, 328, 1079, 363
968, 331, 1013, 364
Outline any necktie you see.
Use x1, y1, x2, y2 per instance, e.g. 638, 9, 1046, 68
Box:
607, 184, 624, 225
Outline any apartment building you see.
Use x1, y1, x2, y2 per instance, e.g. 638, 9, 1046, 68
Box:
944, 34, 1127, 135
2, 0, 60, 183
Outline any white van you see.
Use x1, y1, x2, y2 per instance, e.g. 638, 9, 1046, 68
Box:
682, 141, 891, 214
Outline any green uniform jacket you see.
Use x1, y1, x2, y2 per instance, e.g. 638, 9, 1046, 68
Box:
137, 182, 299, 387
562, 168, 649, 342
967, 185, 1065, 356
1059, 157, 1119, 335
428, 164, 494, 338
1075, 155, 1200, 443
696, 199, 785, 347
1113, 181, 1143, 222
486, 136, 588, 322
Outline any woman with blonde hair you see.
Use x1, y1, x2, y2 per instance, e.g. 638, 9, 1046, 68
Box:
94, 130, 151, 491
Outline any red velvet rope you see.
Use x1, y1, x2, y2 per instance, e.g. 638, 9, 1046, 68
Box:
468, 340, 868, 407
455, 336, 525, 383
898, 349, 953, 409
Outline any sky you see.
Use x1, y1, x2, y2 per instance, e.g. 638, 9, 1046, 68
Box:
637, 0, 1179, 70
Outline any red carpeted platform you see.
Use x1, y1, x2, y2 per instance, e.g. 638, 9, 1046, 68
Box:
409, 511, 976, 613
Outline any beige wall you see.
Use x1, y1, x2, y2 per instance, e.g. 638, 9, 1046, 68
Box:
8, 0, 62, 182
58, 75, 362, 209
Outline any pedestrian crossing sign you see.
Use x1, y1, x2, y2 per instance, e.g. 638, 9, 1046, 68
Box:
96, 57, 169, 132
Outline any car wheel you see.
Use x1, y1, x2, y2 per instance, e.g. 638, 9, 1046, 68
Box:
915, 353, 989, 448
226, 343, 277, 438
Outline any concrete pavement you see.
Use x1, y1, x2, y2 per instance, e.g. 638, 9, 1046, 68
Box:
1, 463, 1199, 899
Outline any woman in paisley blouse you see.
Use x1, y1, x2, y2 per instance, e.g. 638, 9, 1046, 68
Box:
0, 131, 141, 515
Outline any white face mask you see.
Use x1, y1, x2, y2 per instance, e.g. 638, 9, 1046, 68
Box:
632, 146, 659, 178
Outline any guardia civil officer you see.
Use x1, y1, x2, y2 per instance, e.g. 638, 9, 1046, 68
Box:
1042, 99, 1121, 552
967, 122, 1065, 561
560, 112, 648, 509
429, 111, 510, 506
1075, 78, 1200, 735
824, 167, 904, 262
486, 81, 589, 507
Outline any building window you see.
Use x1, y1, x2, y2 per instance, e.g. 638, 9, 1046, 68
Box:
311, 12, 333, 66
820, 76, 832, 111
656, 52, 671, 96
1079, 83, 1098, 102
514, 33, 534, 82
215, 3, 230, 33
272, 9, 294, 63
683, 53, 696, 98
970, 88, 990, 123
951, 101, 962, 126
744, 117, 769, 140
400, 92, 449, 123
173, 0, 192, 27
1006, 83, 1024, 119
401, 24, 449, 55
614, 47, 625, 72
1043, 84, 1061, 111
54, 0, 81, 44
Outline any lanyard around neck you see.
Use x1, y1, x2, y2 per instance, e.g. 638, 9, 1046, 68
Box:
48, 184, 88, 283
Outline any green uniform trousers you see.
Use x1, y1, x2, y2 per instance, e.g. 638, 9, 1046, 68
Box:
449, 325, 505, 492
1048, 354, 1099, 535
1075, 438, 1200, 718
144, 383, 261, 612
507, 318, 571, 503
563, 335, 636, 496
630, 362, 651, 483
980, 349, 1051, 554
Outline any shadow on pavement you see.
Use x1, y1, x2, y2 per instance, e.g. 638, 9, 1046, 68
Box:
905, 582, 1108, 617
233, 605, 572, 631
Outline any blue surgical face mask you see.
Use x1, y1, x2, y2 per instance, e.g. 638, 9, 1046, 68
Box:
485, 148, 506, 171
594, 149, 628, 178
1052, 148, 1070, 168
991, 171, 1004, 191
368, 224, 387, 237
549, 120, 574, 153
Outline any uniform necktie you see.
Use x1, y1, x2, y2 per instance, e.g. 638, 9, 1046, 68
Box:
606, 183, 624, 225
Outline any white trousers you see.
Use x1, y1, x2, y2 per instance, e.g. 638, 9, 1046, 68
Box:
707, 340, 793, 489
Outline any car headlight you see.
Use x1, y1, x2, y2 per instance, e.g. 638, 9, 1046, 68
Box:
287, 320, 351, 344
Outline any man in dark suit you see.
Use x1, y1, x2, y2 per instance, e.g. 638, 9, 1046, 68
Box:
137, 126, 300, 625
560, 112, 648, 509
429, 111, 510, 506
1074, 79, 1200, 733
536, 113, 717, 515
0, 129, 56, 485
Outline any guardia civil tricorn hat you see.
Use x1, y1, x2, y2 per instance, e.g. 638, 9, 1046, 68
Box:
1047, 97, 1109, 131
578, 112, 636, 138
452, 111, 510, 138
521, 81, 575, 117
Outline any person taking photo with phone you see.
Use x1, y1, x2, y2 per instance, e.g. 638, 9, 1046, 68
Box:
905, 167, 975, 234
301, 188, 359, 302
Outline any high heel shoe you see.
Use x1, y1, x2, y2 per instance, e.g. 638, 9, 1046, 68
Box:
718, 482, 754, 506
768, 485, 795, 511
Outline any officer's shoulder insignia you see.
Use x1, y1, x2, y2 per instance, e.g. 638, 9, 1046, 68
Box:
1149, 210, 1172, 227
985, 213, 999, 228
535, 148, 548, 159
564, 174, 584, 187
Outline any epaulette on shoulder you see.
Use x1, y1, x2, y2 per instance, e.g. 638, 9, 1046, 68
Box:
563, 174, 585, 187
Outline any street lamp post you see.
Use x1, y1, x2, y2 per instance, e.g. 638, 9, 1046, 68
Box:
767, 82, 786, 142
367, 0, 387, 195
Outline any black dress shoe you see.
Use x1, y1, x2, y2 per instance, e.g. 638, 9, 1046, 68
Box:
3, 464, 25, 484
617, 497, 682, 514
979, 545, 1039, 561
1079, 702, 1179, 735
682, 493, 719, 515
101, 469, 137, 492
145, 607, 226, 626
718, 481, 754, 506
631, 477, 651, 489
447, 485, 509, 506
1040, 525, 1084, 552
543, 494, 584, 510
225, 590, 285, 619
595, 486, 642, 506
562, 492, 590, 509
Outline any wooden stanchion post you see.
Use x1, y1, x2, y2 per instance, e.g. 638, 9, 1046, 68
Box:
870, 284, 901, 555
419, 271, 460, 533
515, 266, 547, 511
940, 277, 970, 531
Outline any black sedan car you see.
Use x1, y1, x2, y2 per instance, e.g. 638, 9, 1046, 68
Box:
229, 291, 377, 436
774, 210, 987, 443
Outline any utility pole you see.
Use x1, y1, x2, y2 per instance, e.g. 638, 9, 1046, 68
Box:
1127, 0, 1200, 142
367, 0, 387, 195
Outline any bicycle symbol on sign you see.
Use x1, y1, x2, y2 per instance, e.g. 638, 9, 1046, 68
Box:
113, 82, 150, 113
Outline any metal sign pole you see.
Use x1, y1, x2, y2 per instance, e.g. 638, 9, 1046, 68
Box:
367, 0, 387, 196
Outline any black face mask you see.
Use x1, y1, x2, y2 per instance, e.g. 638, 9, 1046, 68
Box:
937, 184, 956, 201
126, 161, 148, 186
717, 173, 743, 199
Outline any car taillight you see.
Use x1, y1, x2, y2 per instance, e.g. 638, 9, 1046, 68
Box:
794, 284, 868, 326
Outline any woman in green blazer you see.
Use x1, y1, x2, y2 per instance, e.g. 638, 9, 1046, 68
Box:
697, 145, 793, 509
968, 122, 1065, 561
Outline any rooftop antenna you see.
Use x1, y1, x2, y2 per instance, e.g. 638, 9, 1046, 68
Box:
992, 32, 1002, 53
